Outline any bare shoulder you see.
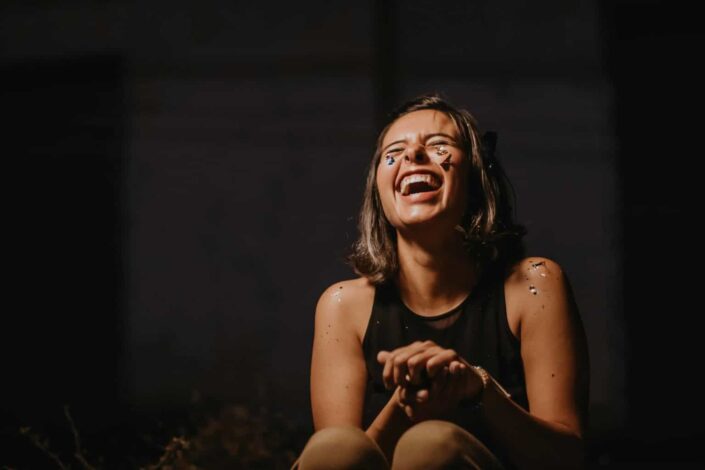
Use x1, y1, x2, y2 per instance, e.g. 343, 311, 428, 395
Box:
504, 256, 569, 338
315, 277, 376, 343
505, 256, 589, 438
506, 256, 565, 288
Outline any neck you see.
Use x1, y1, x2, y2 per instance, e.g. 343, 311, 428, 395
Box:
395, 228, 480, 316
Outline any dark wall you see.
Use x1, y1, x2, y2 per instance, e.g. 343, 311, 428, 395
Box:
602, 0, 703, 458
3, 55, 125, 419
2, 56, 127, 466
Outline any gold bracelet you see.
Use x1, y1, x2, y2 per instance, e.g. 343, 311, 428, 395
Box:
469, 365, 512, 403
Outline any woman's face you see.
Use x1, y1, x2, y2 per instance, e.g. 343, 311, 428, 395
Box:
376, 109, 469, 233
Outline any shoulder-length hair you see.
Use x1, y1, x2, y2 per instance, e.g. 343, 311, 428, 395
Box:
347, 93, 526, 284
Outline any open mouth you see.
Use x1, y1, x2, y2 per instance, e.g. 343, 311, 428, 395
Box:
399, 173, 442, 196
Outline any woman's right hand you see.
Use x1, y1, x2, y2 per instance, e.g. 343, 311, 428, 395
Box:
377, 341, 482, 422
395, 360, 473, 422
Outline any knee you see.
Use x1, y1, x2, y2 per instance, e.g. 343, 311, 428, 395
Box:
298, 426, 388, 470
395, 420, 468, 456
393, 420, 498, 469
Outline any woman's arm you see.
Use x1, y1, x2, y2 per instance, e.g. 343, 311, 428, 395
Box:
480, 257, 590, 469
363, 387, 413, 463
309, 280, 412, 462
310, 281, 368, 429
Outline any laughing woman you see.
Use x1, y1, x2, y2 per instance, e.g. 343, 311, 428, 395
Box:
295, 94, 590, 469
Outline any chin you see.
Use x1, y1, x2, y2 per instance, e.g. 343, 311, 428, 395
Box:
399, 214, 440, 227
396, 211, 456, 232
396, 202, 466, 232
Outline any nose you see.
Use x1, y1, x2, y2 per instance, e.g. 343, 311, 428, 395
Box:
404, 143, 427, 163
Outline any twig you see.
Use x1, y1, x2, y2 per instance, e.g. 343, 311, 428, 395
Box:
19, 427, 69, 470
142, 436, 190, 470
63, 405, 96, 470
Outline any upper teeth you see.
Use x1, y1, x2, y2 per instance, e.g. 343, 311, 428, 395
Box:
400, 173, 440, 195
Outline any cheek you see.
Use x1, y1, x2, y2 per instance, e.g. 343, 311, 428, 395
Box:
376, 163, 395, 195
375, 164, 398, 220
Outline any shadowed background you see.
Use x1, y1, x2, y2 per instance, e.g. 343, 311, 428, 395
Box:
2, 0, 701, 467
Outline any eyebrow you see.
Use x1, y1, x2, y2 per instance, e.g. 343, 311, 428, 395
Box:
381, 133, 458, 152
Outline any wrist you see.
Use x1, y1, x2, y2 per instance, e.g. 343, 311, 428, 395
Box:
459, 366, 511, 410
465, 366, 489, 403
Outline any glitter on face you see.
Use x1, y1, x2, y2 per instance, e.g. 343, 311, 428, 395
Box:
529, 285, 538, 295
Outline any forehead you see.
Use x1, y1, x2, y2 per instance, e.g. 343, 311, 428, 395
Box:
382, 109, 458, 146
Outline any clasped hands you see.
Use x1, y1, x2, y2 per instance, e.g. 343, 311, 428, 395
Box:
377, 340, 483, 422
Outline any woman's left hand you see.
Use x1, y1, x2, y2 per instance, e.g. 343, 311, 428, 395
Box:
377, 341, 483, 421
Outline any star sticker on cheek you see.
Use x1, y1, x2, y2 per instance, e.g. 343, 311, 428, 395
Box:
440, 154, 452, 170
385, 155, 395, 166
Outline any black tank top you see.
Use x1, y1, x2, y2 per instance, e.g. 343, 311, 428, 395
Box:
361, 267, 528, 466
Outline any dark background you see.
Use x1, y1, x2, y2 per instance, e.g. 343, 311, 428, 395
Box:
1, 0, 701, 467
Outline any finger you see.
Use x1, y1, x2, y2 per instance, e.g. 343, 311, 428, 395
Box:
399, 386, 414, 405
401, 383, 430, 403
458, 362, 468, 374
391, 343, 429, 387
381, 343, 426, 389
377, 350, 391, 364
451, 364, 469, 400
456, 363, 473, 400
406, 347, 443, 385
381, 352, 396, 389
449, 360, 467, 375
449, 360, 460, 375
415, 388, 429, 403
378, 351, 392, 388
404, 404, 415, 421
395, 387, 406, 408
426, 349, 460, 378
393, 354, 410, 387
433, 365, 462, 405
430, 366, 450, 398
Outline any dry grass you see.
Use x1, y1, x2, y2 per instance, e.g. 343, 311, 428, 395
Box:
17, 403, 304, 469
